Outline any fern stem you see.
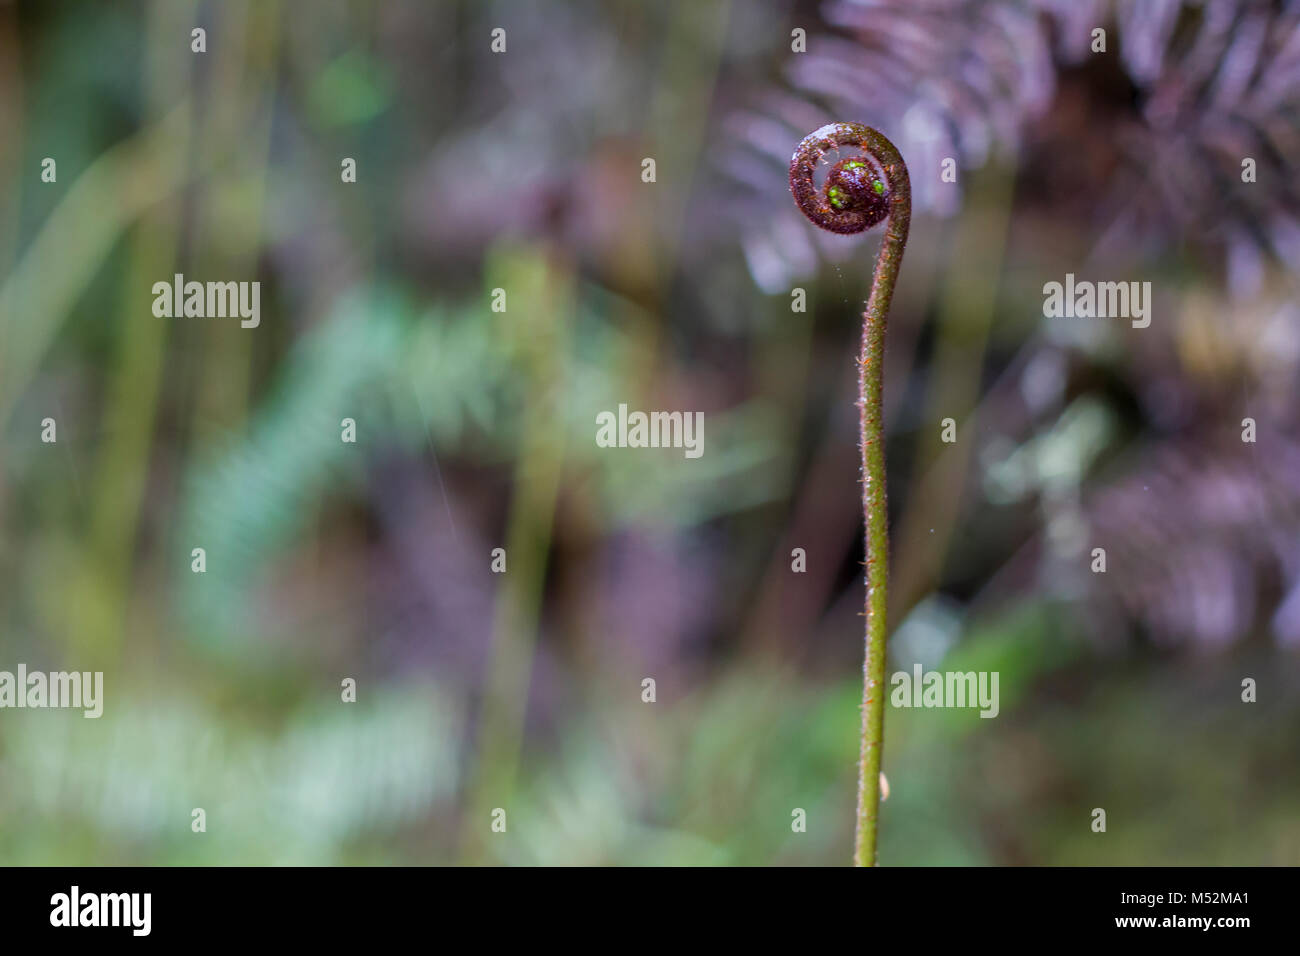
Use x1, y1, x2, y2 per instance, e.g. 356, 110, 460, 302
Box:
790, 123, 910, 866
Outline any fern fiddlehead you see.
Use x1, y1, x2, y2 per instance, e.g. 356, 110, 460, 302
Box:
790, 122, 911, 867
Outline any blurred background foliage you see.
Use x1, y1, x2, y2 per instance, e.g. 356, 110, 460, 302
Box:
1, 0, 1298, 865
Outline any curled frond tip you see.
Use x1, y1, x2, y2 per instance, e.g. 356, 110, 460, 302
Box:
789, 122, 909, 236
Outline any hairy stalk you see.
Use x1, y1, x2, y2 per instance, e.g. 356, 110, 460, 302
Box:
789, 123, 910, 866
